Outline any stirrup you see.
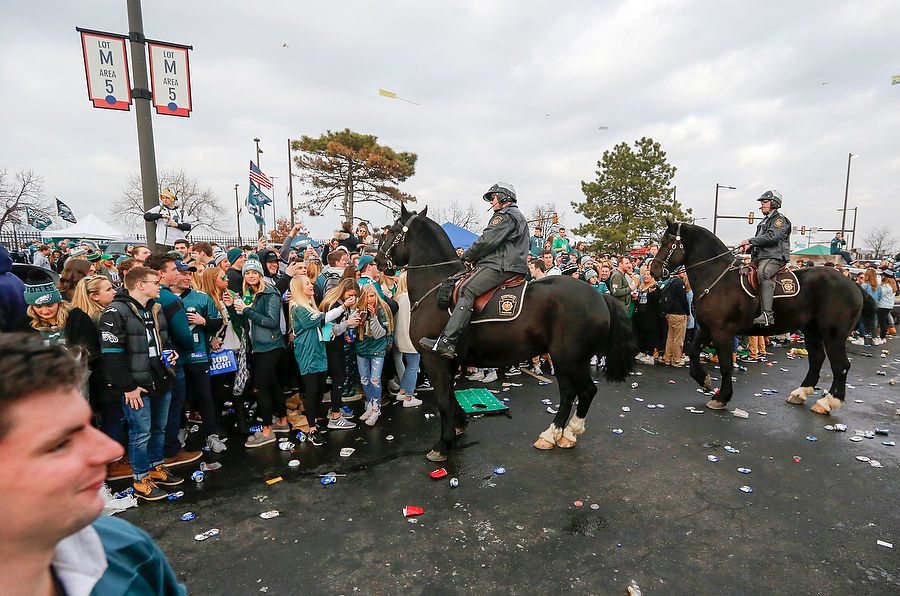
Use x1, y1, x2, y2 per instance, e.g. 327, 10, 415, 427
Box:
753, 311, 774, 326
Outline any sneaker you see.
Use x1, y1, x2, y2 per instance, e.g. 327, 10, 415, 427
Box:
133, 476, 168, 501
340, 405, 354, 419
388, 378, 401, 392
187, 411, 203, 423
307, 430, 326, 446
365, 407, 380, 426
327, 416, 357, 430
164, 449, 202, 467
205, 434, 227, 453
466, 370, 485, 381
359, 401, 374, 421
272, 422, 291, 433
107, 458, 132, 481
531, 365, 543, 375
149, 464, 183, 486
244, 431, 276, 448
504, 365, 521, 376
480, 369, 498, 383
850, 337, 865, 346
416, 379, 433, 391
403, 396, 423, 408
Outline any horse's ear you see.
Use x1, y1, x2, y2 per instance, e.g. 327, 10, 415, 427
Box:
400, 203, 409, 220
420, 205, 428, 219
665, 216, 674, 229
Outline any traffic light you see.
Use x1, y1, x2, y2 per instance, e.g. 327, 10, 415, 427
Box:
552, 212, 559, 224
748, 212, 754, 224
800, 226, 806, 235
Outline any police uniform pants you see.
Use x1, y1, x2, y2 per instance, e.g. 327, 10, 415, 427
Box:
442, 267, 512, 342
756, 258, 785, 312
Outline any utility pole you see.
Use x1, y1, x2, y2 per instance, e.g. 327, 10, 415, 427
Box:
287, 138, 295, 226
234, 184, 242, 246
126, 0, 160, 251
713, 183, 736, 236
254, 138, 264, 238
270, 176, 278, 229
840, 152, 856, 238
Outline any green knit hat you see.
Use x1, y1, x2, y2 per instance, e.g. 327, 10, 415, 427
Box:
86, 251, 101, 262
24, 272, 62, 306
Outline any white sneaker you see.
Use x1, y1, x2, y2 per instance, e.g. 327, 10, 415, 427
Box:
365, 407, 380, 426
480, 369, 498, 383
466, 370, 485, 381
850, 337, 865, 346
359, 401, 373, 421
403, 396, 423, 408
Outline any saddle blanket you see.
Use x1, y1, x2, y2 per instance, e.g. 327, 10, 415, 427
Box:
446, 278, 529, 324
740, 269, 800, 299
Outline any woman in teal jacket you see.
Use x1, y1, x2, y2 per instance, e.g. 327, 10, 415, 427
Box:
354, 283, 393, 427
223, 258, 287, 448
289, 274, 357, 446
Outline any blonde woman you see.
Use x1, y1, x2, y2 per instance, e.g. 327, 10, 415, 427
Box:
319, 278, 363, 424
874, 270, 897, 345
290, 275, 357, 445
353, 283, 393, 425
71, 275, 117, 322
391, 272, 423, 407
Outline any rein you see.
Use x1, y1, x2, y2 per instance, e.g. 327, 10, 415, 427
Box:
656, 222, 741, 304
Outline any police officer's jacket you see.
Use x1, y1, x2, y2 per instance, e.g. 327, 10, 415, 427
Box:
461, 204, 529, 274
749, 209, 791, 261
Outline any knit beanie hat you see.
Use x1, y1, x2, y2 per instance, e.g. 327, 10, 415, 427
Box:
227, 247, 244, 263
242, 258, 265, 276
24, 272, 62, 306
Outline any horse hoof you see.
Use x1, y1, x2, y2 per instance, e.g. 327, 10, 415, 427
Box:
703, 375, 712, 391
555, 436, 576, 449
533, 437, 555, 450
786, 394, 806, 404
426, 449, 448, 462
706, 399, 727, 410
810, 403, 830, 415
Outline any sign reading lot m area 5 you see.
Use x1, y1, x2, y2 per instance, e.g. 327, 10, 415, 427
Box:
148, 42, 192, 117
79, 31, 132, 110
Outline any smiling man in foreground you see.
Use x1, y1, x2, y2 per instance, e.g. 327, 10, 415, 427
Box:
0, 333, 185, 595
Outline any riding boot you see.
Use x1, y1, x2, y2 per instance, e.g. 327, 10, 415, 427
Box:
753, 279, 775, 326
419, 303, 473, 359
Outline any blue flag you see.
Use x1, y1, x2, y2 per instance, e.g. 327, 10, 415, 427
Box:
26, 208, 53, 230
56, 198, 77, 223
246, 182, 267, 225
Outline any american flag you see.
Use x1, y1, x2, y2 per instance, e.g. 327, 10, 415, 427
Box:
249, 161, 272, 188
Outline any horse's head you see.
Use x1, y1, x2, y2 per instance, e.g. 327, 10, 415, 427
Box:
376, 203, 428, 272
649, 218, 685, 280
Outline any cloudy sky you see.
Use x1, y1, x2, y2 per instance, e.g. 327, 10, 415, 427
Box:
2, 1, 898, 248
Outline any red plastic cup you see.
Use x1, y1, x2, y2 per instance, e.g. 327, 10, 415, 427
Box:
429, 468, 448, 479
402, 506, 424, 517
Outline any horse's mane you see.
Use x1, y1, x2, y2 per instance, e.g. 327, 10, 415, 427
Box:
410, 211, 461, 262
671, 222, 731, 256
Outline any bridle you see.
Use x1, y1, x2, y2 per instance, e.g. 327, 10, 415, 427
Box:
655, 222, 741, 303
655, 223, 684, 279
379, 212, 460, 271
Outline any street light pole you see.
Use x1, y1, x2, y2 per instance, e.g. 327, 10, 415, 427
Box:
234, 184, 242, 246
838, 206, 859, 251
270, 176, 277, 228
287, 138, 295, 226
253, 138, 263, 238
713, 183, 736, 236
840, 152, 855, 238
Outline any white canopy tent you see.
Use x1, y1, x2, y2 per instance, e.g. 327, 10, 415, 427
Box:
41, 213, 127, 241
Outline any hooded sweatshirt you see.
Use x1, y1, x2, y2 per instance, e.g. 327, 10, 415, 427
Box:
0, 246, 27, 332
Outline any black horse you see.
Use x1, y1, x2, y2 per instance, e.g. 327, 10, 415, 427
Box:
377, 205, 637, 461
650, 219, 867, 414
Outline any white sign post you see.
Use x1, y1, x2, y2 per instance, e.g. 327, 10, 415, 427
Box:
78, 30, 132, 110
147, 42, 192, 117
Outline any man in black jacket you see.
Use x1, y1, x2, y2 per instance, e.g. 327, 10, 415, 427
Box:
662, 267, 691, 367
419, 182, 529, 359
738, 190, 791, 326
100, 266, 183, 501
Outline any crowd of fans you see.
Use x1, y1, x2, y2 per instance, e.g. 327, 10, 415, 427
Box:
0, 218, 897, 501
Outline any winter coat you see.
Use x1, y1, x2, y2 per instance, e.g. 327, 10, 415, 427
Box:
461, 204, 529, 275
230, 284, 283, 353
749, 210, 791, 262
393, 293, 416, 353
143, 203, 191, 246
0, 245, 26, 332
179, 288, 223, 364
355, 308, 389, 357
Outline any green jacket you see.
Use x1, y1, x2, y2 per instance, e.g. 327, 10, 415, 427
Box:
355, 308, 389, 357
180, 288, 223, 364
230, 284, 283, 353
607, 269, 633, 309
291, 305, 328, 375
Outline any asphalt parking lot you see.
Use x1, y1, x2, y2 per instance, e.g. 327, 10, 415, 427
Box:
116, 338, 899, 595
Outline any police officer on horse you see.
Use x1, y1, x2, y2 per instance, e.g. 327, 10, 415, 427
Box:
738, 190, 791, 326
419, 182, 530, 358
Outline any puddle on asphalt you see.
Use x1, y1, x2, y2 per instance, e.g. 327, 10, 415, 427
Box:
563, 513, 607, 537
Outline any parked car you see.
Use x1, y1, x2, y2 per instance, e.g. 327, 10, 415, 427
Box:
104, 240, 138, 260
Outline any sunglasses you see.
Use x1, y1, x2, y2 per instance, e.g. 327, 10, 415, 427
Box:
221, 275, 228, 281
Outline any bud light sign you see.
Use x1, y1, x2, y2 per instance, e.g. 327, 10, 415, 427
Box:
209, 350, 237, 376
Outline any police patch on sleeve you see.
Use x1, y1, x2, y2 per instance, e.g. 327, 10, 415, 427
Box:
774, 218, 784, 228
489, 215, 503, 227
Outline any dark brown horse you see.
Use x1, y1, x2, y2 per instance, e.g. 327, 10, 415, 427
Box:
377, 205, 637, 461
650, 219, 868, 414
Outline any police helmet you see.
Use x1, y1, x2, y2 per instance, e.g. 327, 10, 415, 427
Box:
757, 190, 782, 209
483, 182, 517, 203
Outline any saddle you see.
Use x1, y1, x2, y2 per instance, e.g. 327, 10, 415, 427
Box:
740, 263, 800, 299
446, 273, 528, 323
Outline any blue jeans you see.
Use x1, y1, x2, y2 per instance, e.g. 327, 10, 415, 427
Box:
163, 366, 186, 458
398, 351, 421, 396
123, 391, 172, 480
356, 355, 385, 405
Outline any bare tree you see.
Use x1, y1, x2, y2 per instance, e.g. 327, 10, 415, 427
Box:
112, 167, 227, 234
528, 202, 562, 237
429, 200, 483, 232
863, 226, 897, 258
0, 169, 51, 232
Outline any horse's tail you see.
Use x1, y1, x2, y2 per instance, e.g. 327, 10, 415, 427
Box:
601, 293, 637, 382
855, 285, 877, 331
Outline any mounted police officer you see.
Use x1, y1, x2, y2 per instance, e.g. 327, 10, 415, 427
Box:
419, 182, 529, 358
738, 190, 791, 326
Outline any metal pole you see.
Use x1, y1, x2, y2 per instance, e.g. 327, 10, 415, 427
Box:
270, 176, 277, 228
254, 138, 263, 238
287, 138, 295, 226
713, 184, 720, 235
840, 152, 853, 238
126, 0, 161, 252
850, 207, 858, 251
234, 184, 242, 246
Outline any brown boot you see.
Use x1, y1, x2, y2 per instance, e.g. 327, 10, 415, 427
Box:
163, 449, 202, 467
133, 476, 168, 501
149, 464, 184, 486
107, 457, 132, 481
